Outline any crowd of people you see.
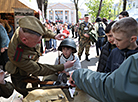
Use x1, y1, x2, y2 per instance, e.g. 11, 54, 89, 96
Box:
0, 10, 138, 102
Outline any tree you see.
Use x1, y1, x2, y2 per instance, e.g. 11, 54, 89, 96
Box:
37, 0, 48, 19
123, 0, 127, 11
71, 0, 79, 23
85, 0, 113, 22
97, 0, 103, 18
44, 0, 48, 18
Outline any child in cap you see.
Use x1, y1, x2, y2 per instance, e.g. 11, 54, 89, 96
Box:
105, 17, 138, 73
42, 38, 81, 81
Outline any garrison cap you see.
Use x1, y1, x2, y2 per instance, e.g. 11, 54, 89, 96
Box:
84, 14, 89, 17
19, 16, 46, 36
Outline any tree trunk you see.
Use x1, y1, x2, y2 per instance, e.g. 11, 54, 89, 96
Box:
37, 0, 42, 11
75, 4, 79, 23
96, 0, 103, 18
73, 0, 79, 23
44, 0, 48, 19
123, 0, 127, 11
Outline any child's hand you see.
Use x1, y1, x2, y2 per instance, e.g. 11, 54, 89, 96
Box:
64, 60, 76, 69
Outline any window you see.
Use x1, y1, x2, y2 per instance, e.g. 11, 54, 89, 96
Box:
65, 16, 67, 19
50, 16, 53, 20
133, 2, 135, 7
65, 11, 67, 14
55, 11, 57, 14
61, 11, 63, 14
58, 11, 60, 14
61, 16, 63, 20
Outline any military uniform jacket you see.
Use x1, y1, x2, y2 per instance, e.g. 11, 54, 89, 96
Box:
6, 27, 64, 76
78, 21, 93, 40
72, 53, 138, 102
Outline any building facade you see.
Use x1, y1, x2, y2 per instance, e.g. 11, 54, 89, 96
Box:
47, 3, 76, 23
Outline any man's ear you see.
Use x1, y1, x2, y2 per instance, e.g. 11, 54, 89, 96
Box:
131, 36, 137, 42
21, 37, 27, 44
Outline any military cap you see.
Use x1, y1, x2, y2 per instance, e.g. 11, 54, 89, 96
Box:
19, 16, 46, 36
84, 14, 89, 17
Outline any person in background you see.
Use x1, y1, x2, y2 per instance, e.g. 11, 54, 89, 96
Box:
74, 23, 78, 38
0, 17, 11, 33
51, 22, 57, 51
118, 11, 129, 19
97, 21, 116, 72
62, 25, 70, 38
71, 23, 75, 38
78, 14, 93, 61
102, 17, 108, 26
94, 17, 106, 58
0, 23, 10, 71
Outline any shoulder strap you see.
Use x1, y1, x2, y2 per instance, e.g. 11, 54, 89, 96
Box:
58, 53, 62, 64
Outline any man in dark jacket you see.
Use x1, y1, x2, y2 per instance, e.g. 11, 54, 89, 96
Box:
97, 21, 116, 72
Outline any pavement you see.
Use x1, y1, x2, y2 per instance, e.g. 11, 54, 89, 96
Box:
0, 33, 99, 102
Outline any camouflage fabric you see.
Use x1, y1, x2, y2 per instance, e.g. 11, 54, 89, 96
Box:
78, 21, 93, 56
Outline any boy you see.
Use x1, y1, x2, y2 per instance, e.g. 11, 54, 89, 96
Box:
55, 38, 81, 76
105, 17, 138, 73
43, 38, 81, 81
97, 21, 116, 72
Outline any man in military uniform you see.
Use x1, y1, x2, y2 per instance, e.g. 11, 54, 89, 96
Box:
5, 16, 76, 97
78, 14, 93, 61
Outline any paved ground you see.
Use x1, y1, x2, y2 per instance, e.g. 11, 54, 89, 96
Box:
0, 34, 99, 102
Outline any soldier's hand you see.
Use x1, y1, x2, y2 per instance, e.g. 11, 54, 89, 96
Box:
55, 33, 67, 40
64, 60, 76, 69
0, 69, 5, 84
69, 72, 76, 87
84, 33, 90, 38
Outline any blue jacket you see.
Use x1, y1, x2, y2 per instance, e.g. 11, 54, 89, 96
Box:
72, 53, 138, 102
0, 25, 10, 49
105, 47, 138, 73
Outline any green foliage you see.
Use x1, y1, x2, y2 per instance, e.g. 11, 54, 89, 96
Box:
78, 11, 82, 19
85, 0, 114, 22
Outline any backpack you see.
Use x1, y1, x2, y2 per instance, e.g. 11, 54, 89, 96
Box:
97, 23, 105, 36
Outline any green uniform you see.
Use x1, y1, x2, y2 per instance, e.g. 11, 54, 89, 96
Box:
5, 16, 64, 97
0, 81, 14, 98
78, 21, 93, 56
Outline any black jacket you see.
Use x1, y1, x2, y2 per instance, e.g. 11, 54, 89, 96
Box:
97, 42, 116, 72
105, 47, 138, 73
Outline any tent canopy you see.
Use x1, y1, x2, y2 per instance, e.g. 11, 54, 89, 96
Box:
0, 0, 34, 13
